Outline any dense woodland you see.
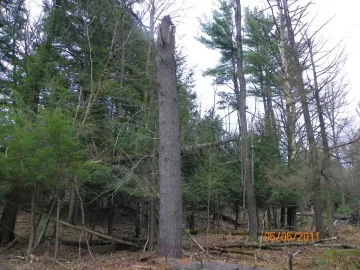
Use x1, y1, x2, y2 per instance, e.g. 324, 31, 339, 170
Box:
0, 0, 360, 266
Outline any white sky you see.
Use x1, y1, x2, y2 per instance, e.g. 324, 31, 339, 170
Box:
28, 0, 360, 126
175, 0, 360, 127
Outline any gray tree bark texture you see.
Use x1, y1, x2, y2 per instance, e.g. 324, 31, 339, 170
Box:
156, 16, 183, 258
234, 0, 258, 238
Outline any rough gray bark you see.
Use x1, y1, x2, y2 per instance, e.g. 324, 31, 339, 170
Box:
281, 0, 324, 238
234, 0, 258, 238
156, 15, 182, 258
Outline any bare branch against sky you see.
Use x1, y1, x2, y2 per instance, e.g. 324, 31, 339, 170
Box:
27, 0, 360, 124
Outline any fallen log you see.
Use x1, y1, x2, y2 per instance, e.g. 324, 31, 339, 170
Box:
214, 239, 360, 250
208, 247, 271, 263
51, 218, 141, 248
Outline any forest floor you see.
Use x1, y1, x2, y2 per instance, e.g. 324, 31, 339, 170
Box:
0, 211, 360, 269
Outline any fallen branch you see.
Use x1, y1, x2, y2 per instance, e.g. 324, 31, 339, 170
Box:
214, 238, 359, 250
314, 243, 360, 249
209, 247, 271, 263
51, 218, 140, 248
209, 247, 254, 256
183, 227, 206, 253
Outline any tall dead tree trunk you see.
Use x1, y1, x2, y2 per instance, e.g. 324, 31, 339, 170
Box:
276, 0, 296, 166
274, 0, 298, 230
156, 16, 182, 258
307, 37, 336, 237
234, 0, 258, 238
281, 0, 324, 238
26, 187, 36, 261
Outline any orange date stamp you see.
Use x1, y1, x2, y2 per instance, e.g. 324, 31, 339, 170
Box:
264, 232, 319, 242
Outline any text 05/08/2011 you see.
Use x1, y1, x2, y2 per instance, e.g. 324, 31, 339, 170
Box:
263, 232, 320, 242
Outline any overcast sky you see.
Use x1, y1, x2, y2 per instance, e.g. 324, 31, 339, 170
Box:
174, 0, 360, 126
28, 0, 360, 125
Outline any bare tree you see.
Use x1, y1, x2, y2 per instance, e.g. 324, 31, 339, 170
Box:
305, 36, 336, 236
323, 82, 351, 214
270, 0, 325, 237
234, 0, 258, 238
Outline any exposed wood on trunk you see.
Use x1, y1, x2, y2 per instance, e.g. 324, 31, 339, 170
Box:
156, 15, 182, 258
275, 0, 298, 233
234, 0, 258, 238
275, 0, 296, 166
